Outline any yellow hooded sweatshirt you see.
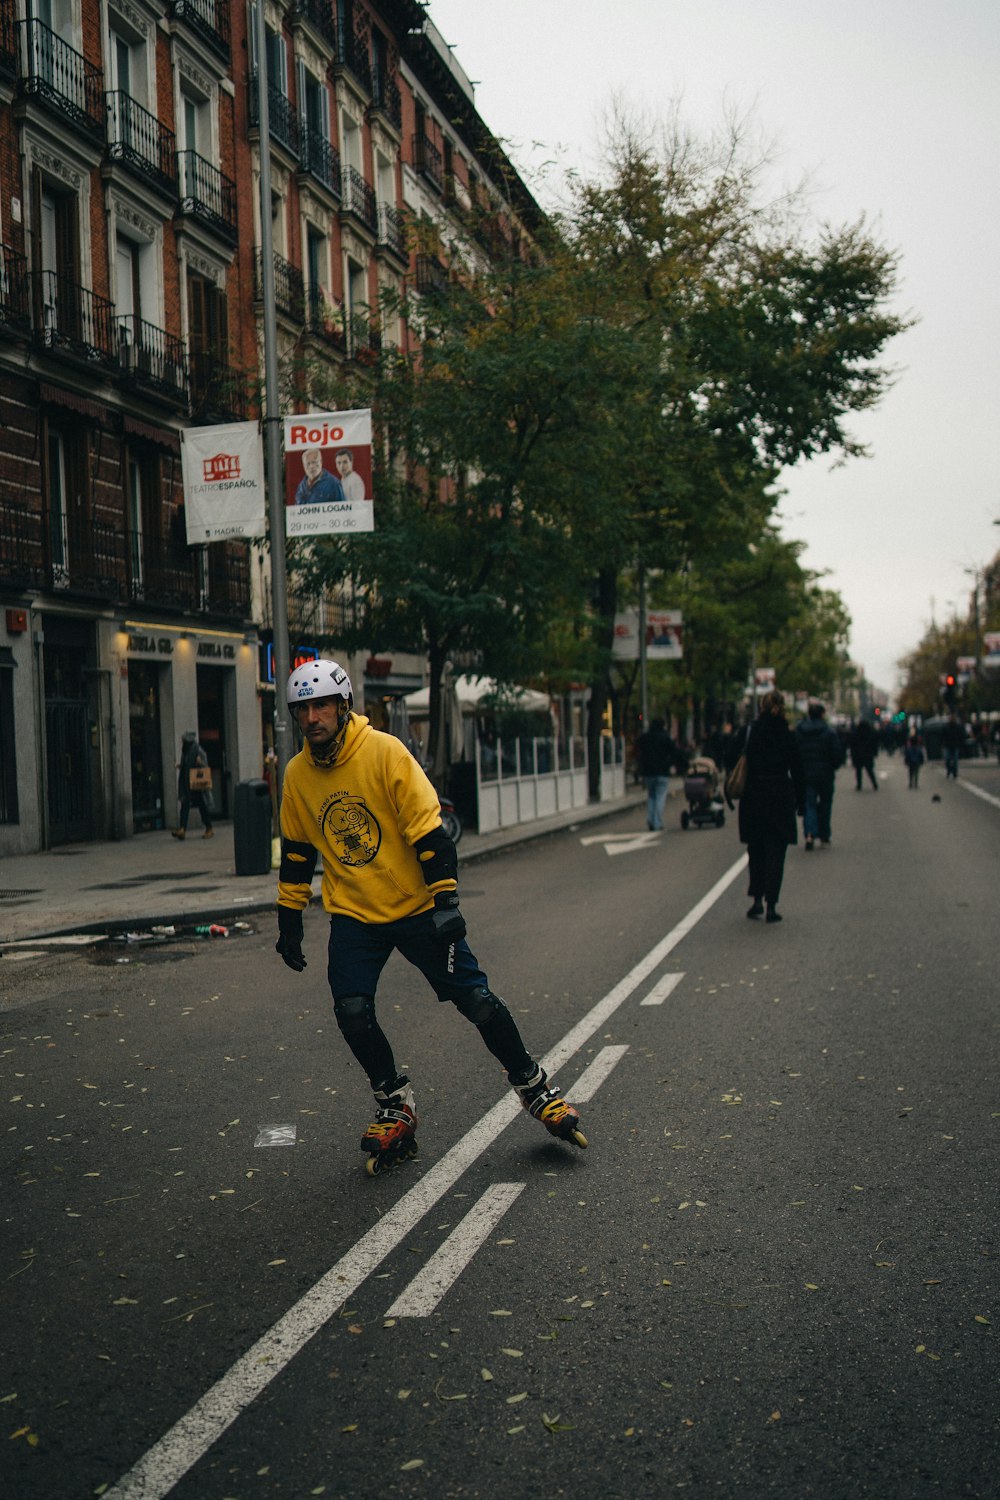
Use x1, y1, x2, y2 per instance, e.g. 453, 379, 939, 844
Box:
277, 714, 452, 923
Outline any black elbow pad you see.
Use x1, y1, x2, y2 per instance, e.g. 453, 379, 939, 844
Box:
279, 839, 318, 884
413, 825, 458, 887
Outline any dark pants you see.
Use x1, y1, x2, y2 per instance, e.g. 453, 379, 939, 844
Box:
747, 836, 788, 907
803, 778, 834, 842
178, 790, 212, 831
854, 760, 878, 790
326, 910, 533, 1090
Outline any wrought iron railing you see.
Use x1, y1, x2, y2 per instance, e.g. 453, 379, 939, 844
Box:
305, 284, 346, 349
188, 350, 248, 422
370, 73, 401, 130
17, 18, 104, 139
341, 166, 376, 232
106, 92, 177, 195
33, 270, 116, 364
0, 244, 31, 332
247, 72, 299, 155
117, 315, 187, 402
169, 0, 230, 61
254, 247, 305, 323
176, 149, 238, 240
412, 132, 443, 193
377, 202, 406, 259
348, 311, 381, 363
0, 504, 44, 589
290, 0, 335, 48
299, 122, 341, 197
334, 23, 371, 93
414, 254, 449, 297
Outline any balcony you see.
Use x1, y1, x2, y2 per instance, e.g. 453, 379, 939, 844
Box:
176, 149, 237, 242
105, 92, 177, 197
254, 248, 305, 324
17, 19, 104, 141
169, 0, 230, 63
0, 245, 31, 334
128, 530, 249, 617
348, 311, 381, 365
46, 512, 126, 598
412, 132, 443, 194
305, 284, 346, 351
414, 253, 448, 298
189, 350, 248, 423
333, 23, 371, 94
369, 73, 401, 132
0, 505, 44, 591
341, 166, 376, 234
117, 315, 188, 404
299, 122, 341, 199
376, 202, 407, 261
33, 271, 116, 366
290, 0, 335, 49
247, 72, 299, 157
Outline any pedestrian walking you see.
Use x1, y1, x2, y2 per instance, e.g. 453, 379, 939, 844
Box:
903, 733, 925, 789
729, 690, 805, 924
273, 659, 587, 1174
171, 730, 214, 839
636, 717, 682, 831
849, 719, 879, 790
794, 699, 844, 849
941, 712, 965, 780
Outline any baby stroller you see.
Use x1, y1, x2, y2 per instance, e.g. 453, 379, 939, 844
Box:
681, 755, 726, 829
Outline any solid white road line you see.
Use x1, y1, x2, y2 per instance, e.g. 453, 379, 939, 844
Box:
385, 1183, 526, 1318
566, 1044, 630, 1103
102, 851, 748, 1500
951, 775, 1000, 811
639, 971, 685, 1007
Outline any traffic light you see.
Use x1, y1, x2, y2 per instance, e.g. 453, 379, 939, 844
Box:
944, 673, 957, 708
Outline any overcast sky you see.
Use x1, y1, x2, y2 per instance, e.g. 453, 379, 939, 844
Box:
425, 0, 1000, 695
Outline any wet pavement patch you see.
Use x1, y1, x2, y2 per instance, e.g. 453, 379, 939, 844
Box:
87, 920, 257, 965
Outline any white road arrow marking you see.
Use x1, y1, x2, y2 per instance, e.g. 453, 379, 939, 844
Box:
580, 831, 662, 854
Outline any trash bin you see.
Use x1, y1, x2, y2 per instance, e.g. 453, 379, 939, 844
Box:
234, 779, 272, 876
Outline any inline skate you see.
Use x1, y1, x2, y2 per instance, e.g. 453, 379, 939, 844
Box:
512, 1066, 588, 1149
361, 1077, 418, 1177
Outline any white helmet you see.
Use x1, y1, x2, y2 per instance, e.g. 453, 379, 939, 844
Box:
287, 658, 353, 707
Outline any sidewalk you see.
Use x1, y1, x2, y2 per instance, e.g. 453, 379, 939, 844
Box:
0, 791, 645, 948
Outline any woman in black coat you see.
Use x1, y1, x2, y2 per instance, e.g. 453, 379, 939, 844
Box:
731, 691, 805, 923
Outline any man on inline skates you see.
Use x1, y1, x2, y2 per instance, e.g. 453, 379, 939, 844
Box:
274, 660, 587, 1174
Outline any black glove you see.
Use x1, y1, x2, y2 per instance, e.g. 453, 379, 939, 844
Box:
275, 906, 306, 972
431, 891, 466, 945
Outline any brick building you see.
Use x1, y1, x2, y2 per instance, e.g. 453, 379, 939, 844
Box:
0, 0, 539, 853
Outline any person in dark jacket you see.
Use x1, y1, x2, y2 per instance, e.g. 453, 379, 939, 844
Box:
172, 730, 214, 839
849, 718, 879, 790
794, 700, 844, 849
903, 733, 925, 789
636, 717, 682, 831
730, 691, 805, 923
940, 713, 965, 779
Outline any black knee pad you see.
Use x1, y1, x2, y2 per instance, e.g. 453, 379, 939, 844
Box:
453, 985, 505, 1028
334, 993, 377, 1038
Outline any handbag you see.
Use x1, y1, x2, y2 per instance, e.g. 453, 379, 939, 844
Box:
189, 765, 213, 792
724, 727, 751, 802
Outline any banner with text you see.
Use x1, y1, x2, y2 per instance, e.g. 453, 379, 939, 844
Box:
284, 408, 374, 538
181, 421, 266, 542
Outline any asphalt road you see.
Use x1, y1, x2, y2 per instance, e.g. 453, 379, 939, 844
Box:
2, 758, 997, 1499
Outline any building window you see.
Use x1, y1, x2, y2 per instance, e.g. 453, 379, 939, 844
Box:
46, 427, 71, 587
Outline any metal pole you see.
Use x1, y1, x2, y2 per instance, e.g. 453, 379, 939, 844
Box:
254, 1, 292, 785
638, 560, 648, 727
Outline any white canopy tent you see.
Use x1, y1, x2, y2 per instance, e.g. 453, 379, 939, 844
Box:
402, 675, 550, 717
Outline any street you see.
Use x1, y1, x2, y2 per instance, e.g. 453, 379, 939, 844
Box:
2, 758, 997, 1499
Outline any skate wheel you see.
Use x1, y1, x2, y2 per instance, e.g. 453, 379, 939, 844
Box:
569, 1128, 588, 1149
